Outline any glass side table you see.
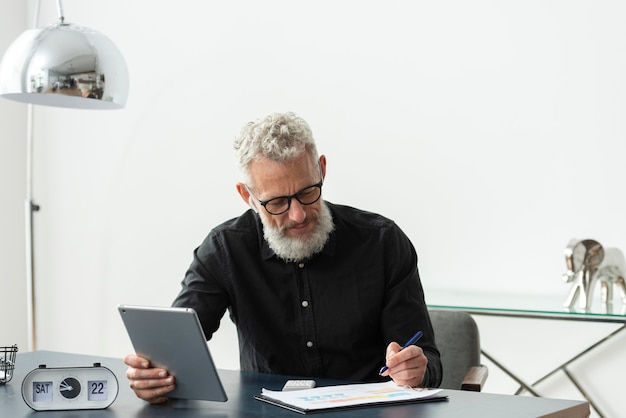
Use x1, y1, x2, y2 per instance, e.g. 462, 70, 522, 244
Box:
426, 289, 626, 418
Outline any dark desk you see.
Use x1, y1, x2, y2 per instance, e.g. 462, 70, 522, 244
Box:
1, 351, 589, 417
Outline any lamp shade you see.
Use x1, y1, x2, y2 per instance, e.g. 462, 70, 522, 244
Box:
0, 21, 128, 109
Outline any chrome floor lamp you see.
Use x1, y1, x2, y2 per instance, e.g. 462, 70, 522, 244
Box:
0, 0, 129, 351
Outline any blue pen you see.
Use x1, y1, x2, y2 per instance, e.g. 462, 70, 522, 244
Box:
379, 330, 424, 375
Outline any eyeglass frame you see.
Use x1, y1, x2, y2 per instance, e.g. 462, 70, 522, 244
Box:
245, 178, 324, 216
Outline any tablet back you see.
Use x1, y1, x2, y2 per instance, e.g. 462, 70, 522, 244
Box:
118, 304, 228, 402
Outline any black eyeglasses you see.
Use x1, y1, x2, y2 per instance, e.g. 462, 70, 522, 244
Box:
246, 180, 323, 215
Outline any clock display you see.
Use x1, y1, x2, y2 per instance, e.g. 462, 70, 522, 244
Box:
88, 380, 108, 401
59, 377, 81, 399
33, 381, 53, 403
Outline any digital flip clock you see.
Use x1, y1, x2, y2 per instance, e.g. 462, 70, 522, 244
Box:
21, 363, 118, 411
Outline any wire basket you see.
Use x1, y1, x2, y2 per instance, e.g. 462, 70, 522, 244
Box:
0, 344, 18, 384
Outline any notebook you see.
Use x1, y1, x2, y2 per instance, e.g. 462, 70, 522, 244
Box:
118, 304, 228, 402
255, 381, 446, 414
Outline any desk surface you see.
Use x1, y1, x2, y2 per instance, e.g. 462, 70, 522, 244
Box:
1, 351, 589, 418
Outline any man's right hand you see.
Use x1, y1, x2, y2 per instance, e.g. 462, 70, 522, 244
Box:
124, 353, 176, 404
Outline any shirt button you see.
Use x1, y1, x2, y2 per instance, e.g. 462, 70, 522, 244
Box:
301, 300, 309, 308
306, 341, 314, 348
298, 263, 305, 268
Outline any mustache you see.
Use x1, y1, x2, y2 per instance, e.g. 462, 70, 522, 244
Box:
280, 215, 315, 232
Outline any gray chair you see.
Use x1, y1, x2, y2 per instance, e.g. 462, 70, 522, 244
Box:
428, 308, 488, 391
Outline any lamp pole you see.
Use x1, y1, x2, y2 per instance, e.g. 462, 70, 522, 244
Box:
25, 103, 39, 351
24, 0, 41, 353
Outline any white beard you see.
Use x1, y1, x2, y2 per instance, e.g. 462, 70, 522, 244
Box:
262, 202, 334, 262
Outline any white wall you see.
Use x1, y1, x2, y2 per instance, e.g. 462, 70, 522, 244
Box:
0, 0, 28, 353
2, 1, 625, 417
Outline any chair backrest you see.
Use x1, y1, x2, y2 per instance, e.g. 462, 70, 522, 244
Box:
428, 308, 481, 390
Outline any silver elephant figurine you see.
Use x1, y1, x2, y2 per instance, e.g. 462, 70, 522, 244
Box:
562, 239, 626, 313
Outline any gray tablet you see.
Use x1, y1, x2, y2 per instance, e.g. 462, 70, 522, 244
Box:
118, 304, 228, 402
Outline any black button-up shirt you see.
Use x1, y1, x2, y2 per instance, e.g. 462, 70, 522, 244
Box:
172, 202, 442, 387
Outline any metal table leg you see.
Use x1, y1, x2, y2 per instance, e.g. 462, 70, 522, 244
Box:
482, 324, 626, 418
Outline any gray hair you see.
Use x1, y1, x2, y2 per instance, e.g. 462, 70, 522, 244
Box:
234, 112, 319, 183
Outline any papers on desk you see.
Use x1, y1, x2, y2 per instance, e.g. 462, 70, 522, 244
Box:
254, 380, 447, 414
